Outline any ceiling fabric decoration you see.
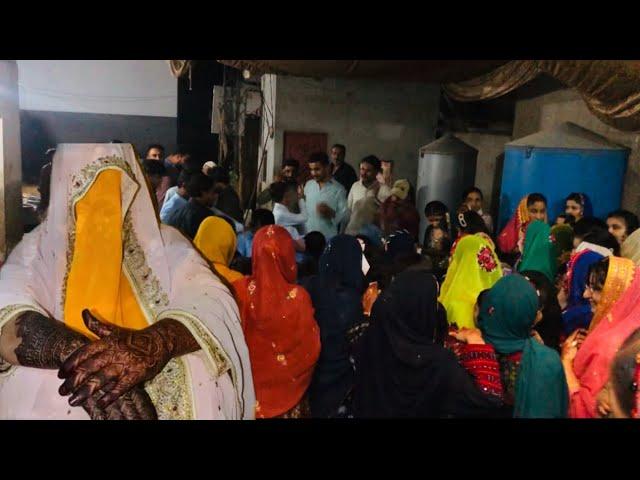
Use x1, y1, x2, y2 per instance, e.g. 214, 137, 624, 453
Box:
165, 59, 640, 132
216, 60, 508, 84
444, 60, 640, 132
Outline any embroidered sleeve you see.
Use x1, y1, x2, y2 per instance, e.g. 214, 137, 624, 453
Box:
459, 343, 504, 401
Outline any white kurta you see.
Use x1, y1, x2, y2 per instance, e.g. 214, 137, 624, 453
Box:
0, 144, 255, 420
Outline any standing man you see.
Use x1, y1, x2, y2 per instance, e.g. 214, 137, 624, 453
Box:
347, 155, 392, 212
256, 158, 300, 206
145, 144, 165, 161
304, 152, 348, 241
329, 144, 357, 194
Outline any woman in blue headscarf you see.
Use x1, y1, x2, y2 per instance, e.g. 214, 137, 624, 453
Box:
560, 250, 605, 335
565, 192, 593, 223
302, 235, 366, 418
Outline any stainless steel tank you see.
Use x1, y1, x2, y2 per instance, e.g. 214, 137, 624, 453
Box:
417, 134, 478, 243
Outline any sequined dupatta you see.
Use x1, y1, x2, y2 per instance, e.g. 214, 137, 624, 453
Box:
233, 225, 320, 418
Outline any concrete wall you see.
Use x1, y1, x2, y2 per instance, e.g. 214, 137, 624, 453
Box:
17, 60, 177, 117
0, 61, 23, 260
514, 89, 640, 216
17, 61, 178, 183
263, 75, 440, 187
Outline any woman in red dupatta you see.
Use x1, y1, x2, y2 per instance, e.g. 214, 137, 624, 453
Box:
497, 193, 548, 255
561, 256, 640, 418
233, 225, 321, 418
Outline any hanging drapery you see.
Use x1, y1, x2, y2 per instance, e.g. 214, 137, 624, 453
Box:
167, 60, 192, 78
217, 60, 507, 83
444, 60, 640, 132
167, 60, 194, 90
173, 60, 640, 132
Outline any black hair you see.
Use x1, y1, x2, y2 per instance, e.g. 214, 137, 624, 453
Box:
455, 210, 491, 236
142, 159, 166, 177
308, 152, 330, 166
185, 173, 215, 198
360, 155, 381, 172
573, 216, 607, 239
177, 169, 191, 188
281, 158, 300, 170
566, 192, 587, 206
462, 186, 483, 201
587, 257, 610, 292
521, 270, 551, 311
251, 209, 275, 229
207, 166, 231, 185
331, 144, 346, 155
582, 229, 620, 256
521, 270, 563, 352
145, 144, 165, 157
110, 139, 123, 144
269, 181, 297, 203
556, 213, 576, 226
477, 289, 491, 309
181, 155, 203, 174
424, 200, 449, 217
527, 193, 547, 207
304, 231, 327, 260
611, 327, 640, 417
608, 209, 640, 236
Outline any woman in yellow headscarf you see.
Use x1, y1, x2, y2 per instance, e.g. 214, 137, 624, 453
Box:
194, 216, 244, 284
439, 234, 503, 329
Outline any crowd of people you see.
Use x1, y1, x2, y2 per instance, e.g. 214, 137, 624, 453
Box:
4, 140, 640, 419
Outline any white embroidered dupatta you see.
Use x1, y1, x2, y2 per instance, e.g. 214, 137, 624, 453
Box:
0, 144, 254, 419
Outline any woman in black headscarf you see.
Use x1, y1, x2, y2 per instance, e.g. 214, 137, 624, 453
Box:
352, 270, 504, 418
302, 235, 367, 418
521, 270, 563, 352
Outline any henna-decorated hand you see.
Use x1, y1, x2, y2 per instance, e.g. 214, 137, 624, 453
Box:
10, 311, 89, 369
83, 385, 158, 420
58, 309, 199, 409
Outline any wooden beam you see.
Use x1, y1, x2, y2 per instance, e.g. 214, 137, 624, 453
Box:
0, 61, 23, 261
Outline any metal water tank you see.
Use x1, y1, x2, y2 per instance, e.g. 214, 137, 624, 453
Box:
417, 134, 478, 242
498, 122, 629, 231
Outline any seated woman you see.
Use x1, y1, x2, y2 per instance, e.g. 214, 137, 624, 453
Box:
497, 193, 548, 256
517, 220, 558, 283
575, 227, 620, 257
561, 256, 640, 418
572, 217, 617, 257
456, 274, 568, 418
233, 225, 321, 418
302, 235, 366, 418
450, 210, 493, 257
564, 192, 593, 223
600, 327, 640, 418
559, 249, 605, 336
607, 209, 639, 246
193, 216, 244, 284
352, 270, 504, 418
439, 234, 502, 329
